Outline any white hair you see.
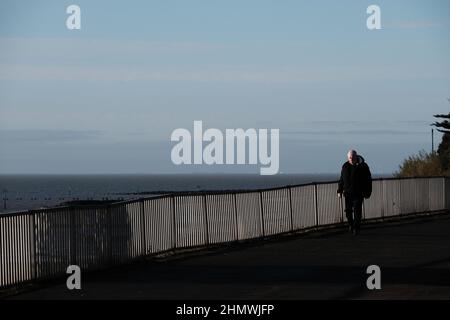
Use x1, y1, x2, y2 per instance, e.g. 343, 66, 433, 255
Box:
347, 149, 357, 157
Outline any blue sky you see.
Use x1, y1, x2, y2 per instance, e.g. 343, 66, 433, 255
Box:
0, 0, 449, 174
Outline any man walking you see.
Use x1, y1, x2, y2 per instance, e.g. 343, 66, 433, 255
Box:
337, 150, 372, 235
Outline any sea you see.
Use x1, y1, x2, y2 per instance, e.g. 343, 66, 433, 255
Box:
0, 173, 380, 214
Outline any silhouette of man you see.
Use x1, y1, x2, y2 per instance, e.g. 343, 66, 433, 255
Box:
337, 150, 372, 235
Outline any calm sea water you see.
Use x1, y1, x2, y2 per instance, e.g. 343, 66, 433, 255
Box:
0, 174, 343, 214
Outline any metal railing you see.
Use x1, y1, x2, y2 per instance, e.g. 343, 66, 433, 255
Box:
1, 176, 449, 289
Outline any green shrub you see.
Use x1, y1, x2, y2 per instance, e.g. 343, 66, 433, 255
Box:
395, 150, 444, 177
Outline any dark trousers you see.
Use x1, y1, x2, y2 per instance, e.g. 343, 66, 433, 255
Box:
344, 193, 363, 231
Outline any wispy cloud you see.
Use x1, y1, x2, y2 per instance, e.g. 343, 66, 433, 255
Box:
0, 38, 230, 60
1, 63, 448, 83
0, 129, 102, 142
282, 130, 428, 136
1, 37, 449, 83
385, 20, 450, 29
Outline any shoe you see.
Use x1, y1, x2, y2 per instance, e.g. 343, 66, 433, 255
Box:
352, 228, 359, 236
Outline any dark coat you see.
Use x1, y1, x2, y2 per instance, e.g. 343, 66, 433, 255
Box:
337, 155, 372, 199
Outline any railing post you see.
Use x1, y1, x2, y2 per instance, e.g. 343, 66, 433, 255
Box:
203, 195, 209, 246
0, 216, 3, 287
69, 207, 77, 266
288, 187, 294, 232
416, 178, 420, 214
31, 211, 37, 281
362, 200, 366, 221
171, 195, 177, 250
233, 193, 239, 241
314, 183, 319, 227
259, 191, 265, 237
398, 179, 403, 217
381, 179, 385, 219
430, 177, 433, 212
443, 177, 446, 211
140, 199, 146, 257
107, 205, 112, 267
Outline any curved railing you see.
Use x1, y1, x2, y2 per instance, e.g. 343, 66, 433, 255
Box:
1, 176, 449, 289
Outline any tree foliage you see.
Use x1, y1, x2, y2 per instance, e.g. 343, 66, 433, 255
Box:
395, 150, 444, 177
431, 112, 450, 133
432, 109, 450, 170
397, 107, 450, 177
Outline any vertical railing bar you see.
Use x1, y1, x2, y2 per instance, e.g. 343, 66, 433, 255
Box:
54, 213, 58, 275
69, 207, 76, 267
56, 212, 60, 275
171, 195, 176, 250
54, 212, 59, 275
33, 212, 38, 281
443, 177, 446, 211
5, 215, 8, 285
51, 213, 56, 276
28, 213, 32, 281
362, 200, 366, 221
381, 179, 385, 219
7, 215, 11, 285
233, 193, 239, 241
15, 216, 20, 284
259, 191, 265, 237
135, 203, 139, 258
314, 183, 319, 227
10, 216, 15, 285
1, 216, 3, 287
42, 211, 46, 279
40, 212, 46, 280
8, 216, 13, 285
0, 216, 3, 287
203, 195, 209, 246
45, 213, 50, 279
22, 214, 27, 281
26, 213, 31, 281
288, 187, 294, 232
4, 216, 8, 286
107, 205, 112, 267
1, 216, 4, 287
62, 210, 66, 273
444, 178, 450, 210
19, 215, 24, 282
153, 200, 157, 253
0, 217, 4, 286
15, 215, 19, 284
140, 199, 146, 257
25, 213, 31, 280
13, 215, 19, 285
80, 208, 84, 270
